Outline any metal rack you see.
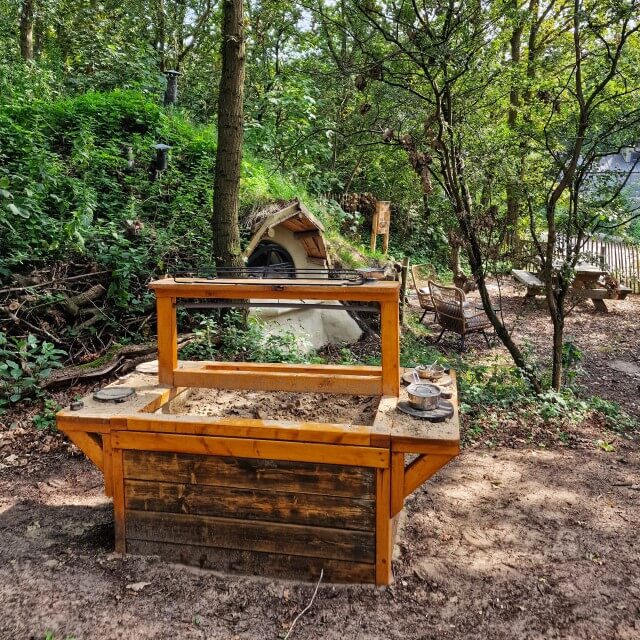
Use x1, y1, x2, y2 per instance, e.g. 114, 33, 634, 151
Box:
171, 266, 382, 285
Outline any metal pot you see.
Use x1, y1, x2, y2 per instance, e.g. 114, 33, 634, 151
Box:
416, 363, 445, 381
407, 383, 441, 410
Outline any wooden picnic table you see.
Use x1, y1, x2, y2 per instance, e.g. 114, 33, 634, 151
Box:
512, 262, 631, 312
570, 263, 610, 311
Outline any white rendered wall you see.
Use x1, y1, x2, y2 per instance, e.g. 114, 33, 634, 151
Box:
250, 226, 363, 351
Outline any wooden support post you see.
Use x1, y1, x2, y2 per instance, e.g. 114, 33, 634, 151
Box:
156, 296, 177, 386
370, 207, 379, 253
399, 257, 409, 324
380, 300, 400, 396
112, 448, 126, 553
382, 231, 389, 255
375, 467, 392, 585
390, 452, 405, 516
103, 433, 113, 497
403, 454, 451, 498
65, 431, 104, 471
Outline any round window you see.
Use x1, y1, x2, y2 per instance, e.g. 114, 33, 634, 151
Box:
247, 241, 296, 278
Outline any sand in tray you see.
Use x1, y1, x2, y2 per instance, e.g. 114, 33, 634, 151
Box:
167, 388, 380, 425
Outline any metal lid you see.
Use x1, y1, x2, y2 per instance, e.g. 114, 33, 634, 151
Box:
407, 383, 440, 398
93, 387, 136, 403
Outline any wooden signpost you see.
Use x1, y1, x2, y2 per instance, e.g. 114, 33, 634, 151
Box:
371, 201, 391, 254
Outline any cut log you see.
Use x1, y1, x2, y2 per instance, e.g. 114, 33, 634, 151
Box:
61, 284, 106, 316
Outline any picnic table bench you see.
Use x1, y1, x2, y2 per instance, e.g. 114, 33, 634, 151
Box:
512, 269, 544, 298
512, 266, 631, 312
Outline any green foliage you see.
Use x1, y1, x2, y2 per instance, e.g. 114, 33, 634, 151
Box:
181, 312, 311, 364
33, 398, 63, 431
399, 331, 442, 369
458, 359, 638, 443
0, 333, 66, 410
0, 88, 326, 309
43, 632, 76, 640
457, 361, 533, 414
587, 396, 639, 434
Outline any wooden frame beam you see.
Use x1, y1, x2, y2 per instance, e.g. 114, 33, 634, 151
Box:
111, 432, 390, 468
151, 279, 399, 302
65, 431, 104, 471
172, 368, 382, 396
123, 414, 376, 446
200, 361, 381, 375
380, 300, 400, 396
150, 278, 400, 396
389, 453, 453, 516
375, 467, 392, 585
157, 296, 177, 385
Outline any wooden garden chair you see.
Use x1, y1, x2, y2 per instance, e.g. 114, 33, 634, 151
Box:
428, 280, 492, 350
411, 263, 437, 322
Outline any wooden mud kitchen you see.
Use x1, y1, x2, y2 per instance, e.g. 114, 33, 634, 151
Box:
57, 272, 460, 585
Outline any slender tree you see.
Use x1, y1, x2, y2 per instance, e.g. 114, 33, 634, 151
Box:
212, 0, 246, 272
19, 0, 34, 60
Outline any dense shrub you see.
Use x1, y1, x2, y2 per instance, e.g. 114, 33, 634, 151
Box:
0, 90, 322, 309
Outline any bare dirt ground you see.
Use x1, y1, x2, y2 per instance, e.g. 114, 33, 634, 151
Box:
0, 288, 638, 640
0, 445, 638, 640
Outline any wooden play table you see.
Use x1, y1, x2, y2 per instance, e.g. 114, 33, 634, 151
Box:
57, 276, 459, 585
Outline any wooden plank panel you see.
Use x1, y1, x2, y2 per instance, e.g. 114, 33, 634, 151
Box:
375, 467, 393, 585
123, 451, 376, 498
126, 510, 375, 563
172, 369, 382, 396
114, 432, 390, 468
125, 415, 374, 446
371, 395, 395, 447
127, 540, 375, 583
124, 479, 375, 530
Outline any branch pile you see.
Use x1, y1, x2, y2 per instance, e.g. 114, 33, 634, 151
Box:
0, 262, 153, 367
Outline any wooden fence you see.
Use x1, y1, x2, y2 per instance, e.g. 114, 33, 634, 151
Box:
512, 235, 640, 294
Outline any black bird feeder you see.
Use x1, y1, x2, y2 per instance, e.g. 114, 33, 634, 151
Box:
154, 143, 171, 172
163, 69, 181, 106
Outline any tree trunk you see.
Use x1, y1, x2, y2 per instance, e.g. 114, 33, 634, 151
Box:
505, 1, 523, 235
20, 0, 34, 60
551, 307, 564, 390
212, 0, 245, 273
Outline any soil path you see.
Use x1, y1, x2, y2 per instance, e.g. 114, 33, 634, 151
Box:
1, 448, 638, 640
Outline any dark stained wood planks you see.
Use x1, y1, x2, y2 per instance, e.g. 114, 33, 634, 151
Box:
123, 450, 376, 498
126, 540, 375, 583
124, 479, 375, 530
126, 510, 375, 563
